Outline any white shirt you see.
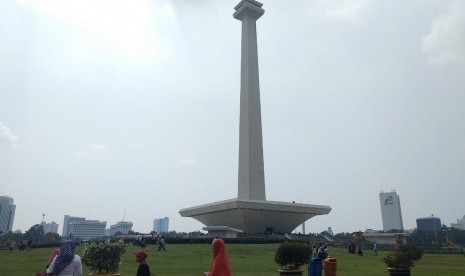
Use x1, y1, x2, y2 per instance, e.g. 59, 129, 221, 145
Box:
46, 255, 83, 276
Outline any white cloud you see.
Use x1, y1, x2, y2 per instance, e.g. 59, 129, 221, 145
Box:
181, 157, 197, 165
162, 2, 176, 20
0, 122, 19, 147
422, 1, 465, 65
89, 144, 108, 153
73, 150, 86, 158
73, 144, 108, 157
15, 0, 166, 60
325, 0, 370, 22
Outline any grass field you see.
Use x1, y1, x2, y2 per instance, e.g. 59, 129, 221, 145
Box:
1, 244, 464, 276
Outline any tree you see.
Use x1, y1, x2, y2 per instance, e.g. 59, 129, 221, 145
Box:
23, 224, 45, 244
45, 232, 60, 244
0, 231, 23, 247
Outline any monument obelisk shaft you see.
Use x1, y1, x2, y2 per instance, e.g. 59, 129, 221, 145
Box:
233, 1, 266, 201
179, 1, 331, 235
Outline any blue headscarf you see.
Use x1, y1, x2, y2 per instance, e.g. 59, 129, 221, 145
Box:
53, 241, 76, 275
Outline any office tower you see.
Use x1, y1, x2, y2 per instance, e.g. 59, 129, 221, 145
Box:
379, 191, 404, 231
41, 221, 59, 234
69, 220, 106, 241
0, 196, 16, 233
153, 217, 169, 233
109, 221, 133, 235
451, 215, 465, 230
416, 216, 441, 231
62, 215, 85, 236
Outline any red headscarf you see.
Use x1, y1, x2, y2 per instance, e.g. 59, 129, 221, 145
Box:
208, 238, 232, 276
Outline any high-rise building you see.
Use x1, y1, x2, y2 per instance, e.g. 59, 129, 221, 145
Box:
153, 217, 169, 233
62, 215, 85, 237
416, 216, 441, 231
69, 220, 106, 241
41, 221, 59, 234
451, 215, 465, 230
0, 196, 16, 233
379, 191, 404, 231
109, 221, 133, 236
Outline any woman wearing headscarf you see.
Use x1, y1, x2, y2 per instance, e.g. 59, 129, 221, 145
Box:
46, 241, 82, 276
203, 238, 232, 276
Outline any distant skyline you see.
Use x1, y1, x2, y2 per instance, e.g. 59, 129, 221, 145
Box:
1, 0, 465, 235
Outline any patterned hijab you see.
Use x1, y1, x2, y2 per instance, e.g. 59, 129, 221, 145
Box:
53, 241, 76, 275
209, 238, 232, 276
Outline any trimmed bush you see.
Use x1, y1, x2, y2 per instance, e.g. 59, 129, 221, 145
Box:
274, 242, 311, 269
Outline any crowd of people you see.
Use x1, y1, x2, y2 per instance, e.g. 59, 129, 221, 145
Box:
31, 237, 380, 275
32, 237, 232, 276
7, 239, 34, 251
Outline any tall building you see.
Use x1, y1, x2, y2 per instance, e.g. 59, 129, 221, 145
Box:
69, 220, 106, 241
379, 191, 404, 231
153, 217, 169, 233
62, 215, 85, 237
0, 196, 16, 233
109, 221, 133, 236
416, 216, 441, 231
451, 215, 465, 230
41, 221, 59, 234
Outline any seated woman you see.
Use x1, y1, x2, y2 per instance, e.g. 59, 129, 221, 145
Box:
203, 238, 231, 276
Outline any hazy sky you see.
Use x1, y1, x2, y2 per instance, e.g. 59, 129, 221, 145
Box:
1, 0, 464, 235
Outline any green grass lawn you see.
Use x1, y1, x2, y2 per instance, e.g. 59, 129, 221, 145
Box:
1, 244, 464, 275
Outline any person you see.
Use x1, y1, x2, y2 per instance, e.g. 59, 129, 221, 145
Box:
46, 249, 61, 269
349, 241, 356, 254
135, 250, 151, 276
158, 236, 166, 251
315, 242, 323, 257
357, 246, 364, 256
203, 238, 231, 276
36, 248, 61, 276
317, 245, 328, 259
373, 242, 378, 255
46, 241, 82, 276
20, 239, 27, 251
9, 240, 15, 251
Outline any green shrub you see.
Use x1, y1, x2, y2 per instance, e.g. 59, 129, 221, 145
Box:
274, 242, 311, 269
382, 244, 424, 269
81, 240, 128, 273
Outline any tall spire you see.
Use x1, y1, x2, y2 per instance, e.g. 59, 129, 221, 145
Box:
234, 0, 266, 200
179, 1, 331, 235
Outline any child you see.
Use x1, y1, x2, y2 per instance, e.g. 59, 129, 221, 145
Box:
135, 250, 151, 276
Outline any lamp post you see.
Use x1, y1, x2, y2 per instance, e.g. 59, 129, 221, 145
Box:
39, 214, 46, 245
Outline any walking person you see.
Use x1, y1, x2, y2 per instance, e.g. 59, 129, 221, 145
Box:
203, 238, 231, 276
373, 242, 378, 255
158, 236, 166, 251
9, 240, 15, 251
134, 250, 151, 276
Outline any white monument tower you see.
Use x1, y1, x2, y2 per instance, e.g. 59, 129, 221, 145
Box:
179, 0, 331, 237
235, 0, 266, 201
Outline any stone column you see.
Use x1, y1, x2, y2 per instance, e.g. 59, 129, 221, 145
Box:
233, 0, 266, 200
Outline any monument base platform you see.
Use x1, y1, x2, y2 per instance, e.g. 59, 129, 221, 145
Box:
203, 226, 244, 238
179, 198, 331, 234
